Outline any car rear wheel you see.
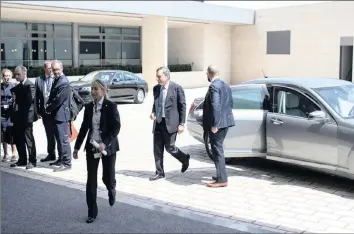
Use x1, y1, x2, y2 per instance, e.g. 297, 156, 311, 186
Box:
134, 89, 145, 104
204, 131, 233, 164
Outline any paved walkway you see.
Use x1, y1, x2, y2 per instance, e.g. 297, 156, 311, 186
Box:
1, 171, 239, 233
1, 87, 354, 233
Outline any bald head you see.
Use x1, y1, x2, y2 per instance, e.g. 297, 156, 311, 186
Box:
207, 65, 219, 77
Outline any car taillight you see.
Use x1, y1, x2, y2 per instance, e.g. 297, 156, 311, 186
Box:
189, 103, 195, 113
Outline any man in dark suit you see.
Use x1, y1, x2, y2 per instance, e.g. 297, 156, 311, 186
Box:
203, 65, 235, 188
45, 60, 72, 172
10, 65, 38, 169
149, 66, 190, 181
35, 60, 57, 162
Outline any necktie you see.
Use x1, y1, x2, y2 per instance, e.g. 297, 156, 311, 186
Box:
156, 86, 165, 123
46, 77, 52, 91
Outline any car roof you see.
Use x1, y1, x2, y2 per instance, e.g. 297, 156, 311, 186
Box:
240, 77, 353, 89
95, 70, 130, 73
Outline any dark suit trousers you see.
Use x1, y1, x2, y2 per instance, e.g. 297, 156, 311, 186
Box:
42, 114, 56, 158
14, 122, 36, 164
209, 127, 229, 183
86, 152, 116, 218
153, 118, 189, 176
54, 121, 71, 167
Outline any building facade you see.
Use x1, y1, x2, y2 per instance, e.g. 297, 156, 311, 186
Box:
1, 1, 353, 88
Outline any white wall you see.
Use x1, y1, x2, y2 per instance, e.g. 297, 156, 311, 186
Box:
203, 24, 232, 84
231, 1, 354, 84
168, 26, 205, 71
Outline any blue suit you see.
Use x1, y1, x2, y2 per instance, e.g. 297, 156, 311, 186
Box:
46, 74, 72, 167
203, 78, 235, 183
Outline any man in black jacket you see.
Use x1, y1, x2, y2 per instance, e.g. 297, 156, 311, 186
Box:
45, 60, 71, 172
10, 65, 38, 169
149, 66, 190, 181
203, 65, 235, 188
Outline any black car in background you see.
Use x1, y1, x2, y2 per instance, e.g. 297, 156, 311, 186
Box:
70, 70, 148, 104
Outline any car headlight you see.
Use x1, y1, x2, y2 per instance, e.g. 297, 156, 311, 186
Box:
81, 87, 91, 92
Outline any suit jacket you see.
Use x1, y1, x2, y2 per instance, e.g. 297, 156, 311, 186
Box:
10, 79, 38, 125
46, 74, 71, 122
203, 78, 235, 131
152, 81, 186, 134
35, 75, 53, 116
74, 98, 121, 155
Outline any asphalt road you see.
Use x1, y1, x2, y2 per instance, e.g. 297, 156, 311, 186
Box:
1, 172, 236, 233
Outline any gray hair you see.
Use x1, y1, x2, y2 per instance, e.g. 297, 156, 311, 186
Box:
51, 59, 63, 69
44, 60, 52, 68
207, 65, 219, 77
156, 66, 170, 79
15, 65, 27, 75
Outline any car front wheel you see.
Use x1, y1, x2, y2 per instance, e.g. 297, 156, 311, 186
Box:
204, 131, 233, 164
134, 89, 145, 104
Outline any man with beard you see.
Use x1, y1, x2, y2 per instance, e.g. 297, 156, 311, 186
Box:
202, 65, 235, 188
45, 60, 72, 172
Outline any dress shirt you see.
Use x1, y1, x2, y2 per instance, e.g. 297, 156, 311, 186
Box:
91, 97, 104, 143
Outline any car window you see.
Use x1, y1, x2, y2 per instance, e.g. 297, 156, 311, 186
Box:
122, 72, 137, 81
274, 87, 320, 118
93, 72, 116, 83
113, 72, 123, 82
232, 87, 266, 110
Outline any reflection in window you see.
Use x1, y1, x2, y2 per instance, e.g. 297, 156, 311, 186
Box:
54, 25, 72, 38
103, 41, 121, 59
55, 40, 72, 60
232, 88, 263, 110
29, 39, 54, 61
79, 41, 101, 66
1, 38, 29, 67
122, 42, 140, 59
79, 26, 100, 34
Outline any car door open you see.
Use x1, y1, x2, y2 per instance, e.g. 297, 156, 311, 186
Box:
223, 84, 269, 157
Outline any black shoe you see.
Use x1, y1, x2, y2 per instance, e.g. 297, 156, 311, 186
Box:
26, 163, 36, 170
108, 190, 116, 206
10, 162, 26, 168
41, 155, 56, 162
212, 176, 218, 181
149, 174, 165, 181
86, 217, 95, 223
181, 154, 190, 173
49, 160, 62, 166
53, 165, 71, 172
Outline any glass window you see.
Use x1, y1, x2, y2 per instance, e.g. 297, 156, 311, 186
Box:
30, 23, 53, 32
54, 24, 72, 38
79, 41, 101, 66
122, 72, 137, 81
102, 41, 121, 59
122, 28, 140, 35
122, 42, 140, 59
55, 40, 72, 60
1, 22, 27, 37
29, 39, 54, 61
93, 71, 117, 83
274, 88, 320, 118
314, 84, 354, 118
79, 26, 100, 34
103, 27, 121, 34
232, 88, 264, 110
0, 38, 29, 67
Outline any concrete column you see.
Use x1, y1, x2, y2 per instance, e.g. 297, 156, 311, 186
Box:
142, 16, 168, 89
72, 23, 79, 68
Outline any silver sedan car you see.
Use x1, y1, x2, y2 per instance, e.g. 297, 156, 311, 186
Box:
187, 78, 354, 180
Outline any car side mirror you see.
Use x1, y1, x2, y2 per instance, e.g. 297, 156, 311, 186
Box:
111, 78, 119, 84
308, 111, 328, 123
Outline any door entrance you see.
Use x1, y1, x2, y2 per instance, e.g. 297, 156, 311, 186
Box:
339, 37, 353, 81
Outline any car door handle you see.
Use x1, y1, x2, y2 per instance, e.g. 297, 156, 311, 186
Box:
270, 118, 283, 125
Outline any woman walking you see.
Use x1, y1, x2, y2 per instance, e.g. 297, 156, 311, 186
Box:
73, 79, 121, 223
1, 69, 17, 162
